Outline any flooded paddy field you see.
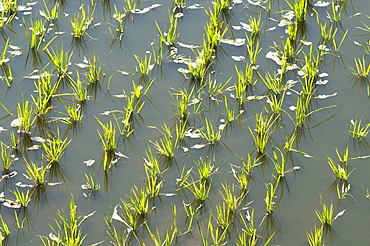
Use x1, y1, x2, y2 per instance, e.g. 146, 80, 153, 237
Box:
0, 0, 370, 245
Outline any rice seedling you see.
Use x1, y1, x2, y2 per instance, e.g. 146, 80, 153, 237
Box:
41, 129, 71, 165
1, 141, 12, 172
215, 202, 231, 230
327, 147, 353, 181
96, 118, 117, 170
11, 188, 31, 207
146, 225, 177, 246
246, 35, 261, 66
0, 62, 14, 87
123, 0, 137, 12
348, 118, 370, 140
40, 0, 59, 22
105, 215, 130, 246
109, 203, 143, 236
96, 118, 116, 152
261, 71, 288, 95
40, 196, 95, 246
171, 87, 193, 120
63, 102, 83, 124
248, 14, 261, 38
315, 197, 334, 226
326, 1, 344, 22
81, 173, 100, 198
43, 43, 73, 78
183, 201, 202, 231
306, 226, 324, 246
198, 213, 228, 246
25, 160, 48, 187
113, 5, 126, 33
195, 157, 217, 181
224, 96, 236, 123
249, 113, 277, 155
143, 146, 162, 177
70, 4, 95, 39
16, 98, 36, 134
149, 124, 178, 158
266, 92, 285, 115
187, 51, 211, 83
182, 179, 211, 203
144, 171, 163, 198
31, 75, 59, 118
236, 210, 275, 246
206, 77, 231, 99
84, 52, 104, 85
271, 147, 288, 179
23, 16, 48, 50
264, 183, 276, 215
286, 0, 308, 24
234, 64, 255, 104
0, 214, 10, 240
134, 53, 154, 76
69, 71, 89, 103
220, 183, 240, 216
124, 186, 149, 216
348, 56, 370, 78
200, 118, 222, 144
174, 0, 186, 8
156, 11, 179, 46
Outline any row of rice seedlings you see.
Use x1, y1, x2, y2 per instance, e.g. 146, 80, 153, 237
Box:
40, 196, 95, 245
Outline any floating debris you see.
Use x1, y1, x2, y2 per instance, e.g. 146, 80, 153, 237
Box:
220, 38, 245, 46
191, 143, 206, 149
315, 92, 337, 99
84, 159, 96, 166
231, 55, 245, 61
314, 1, 330, 7
10, 118, 21, 128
